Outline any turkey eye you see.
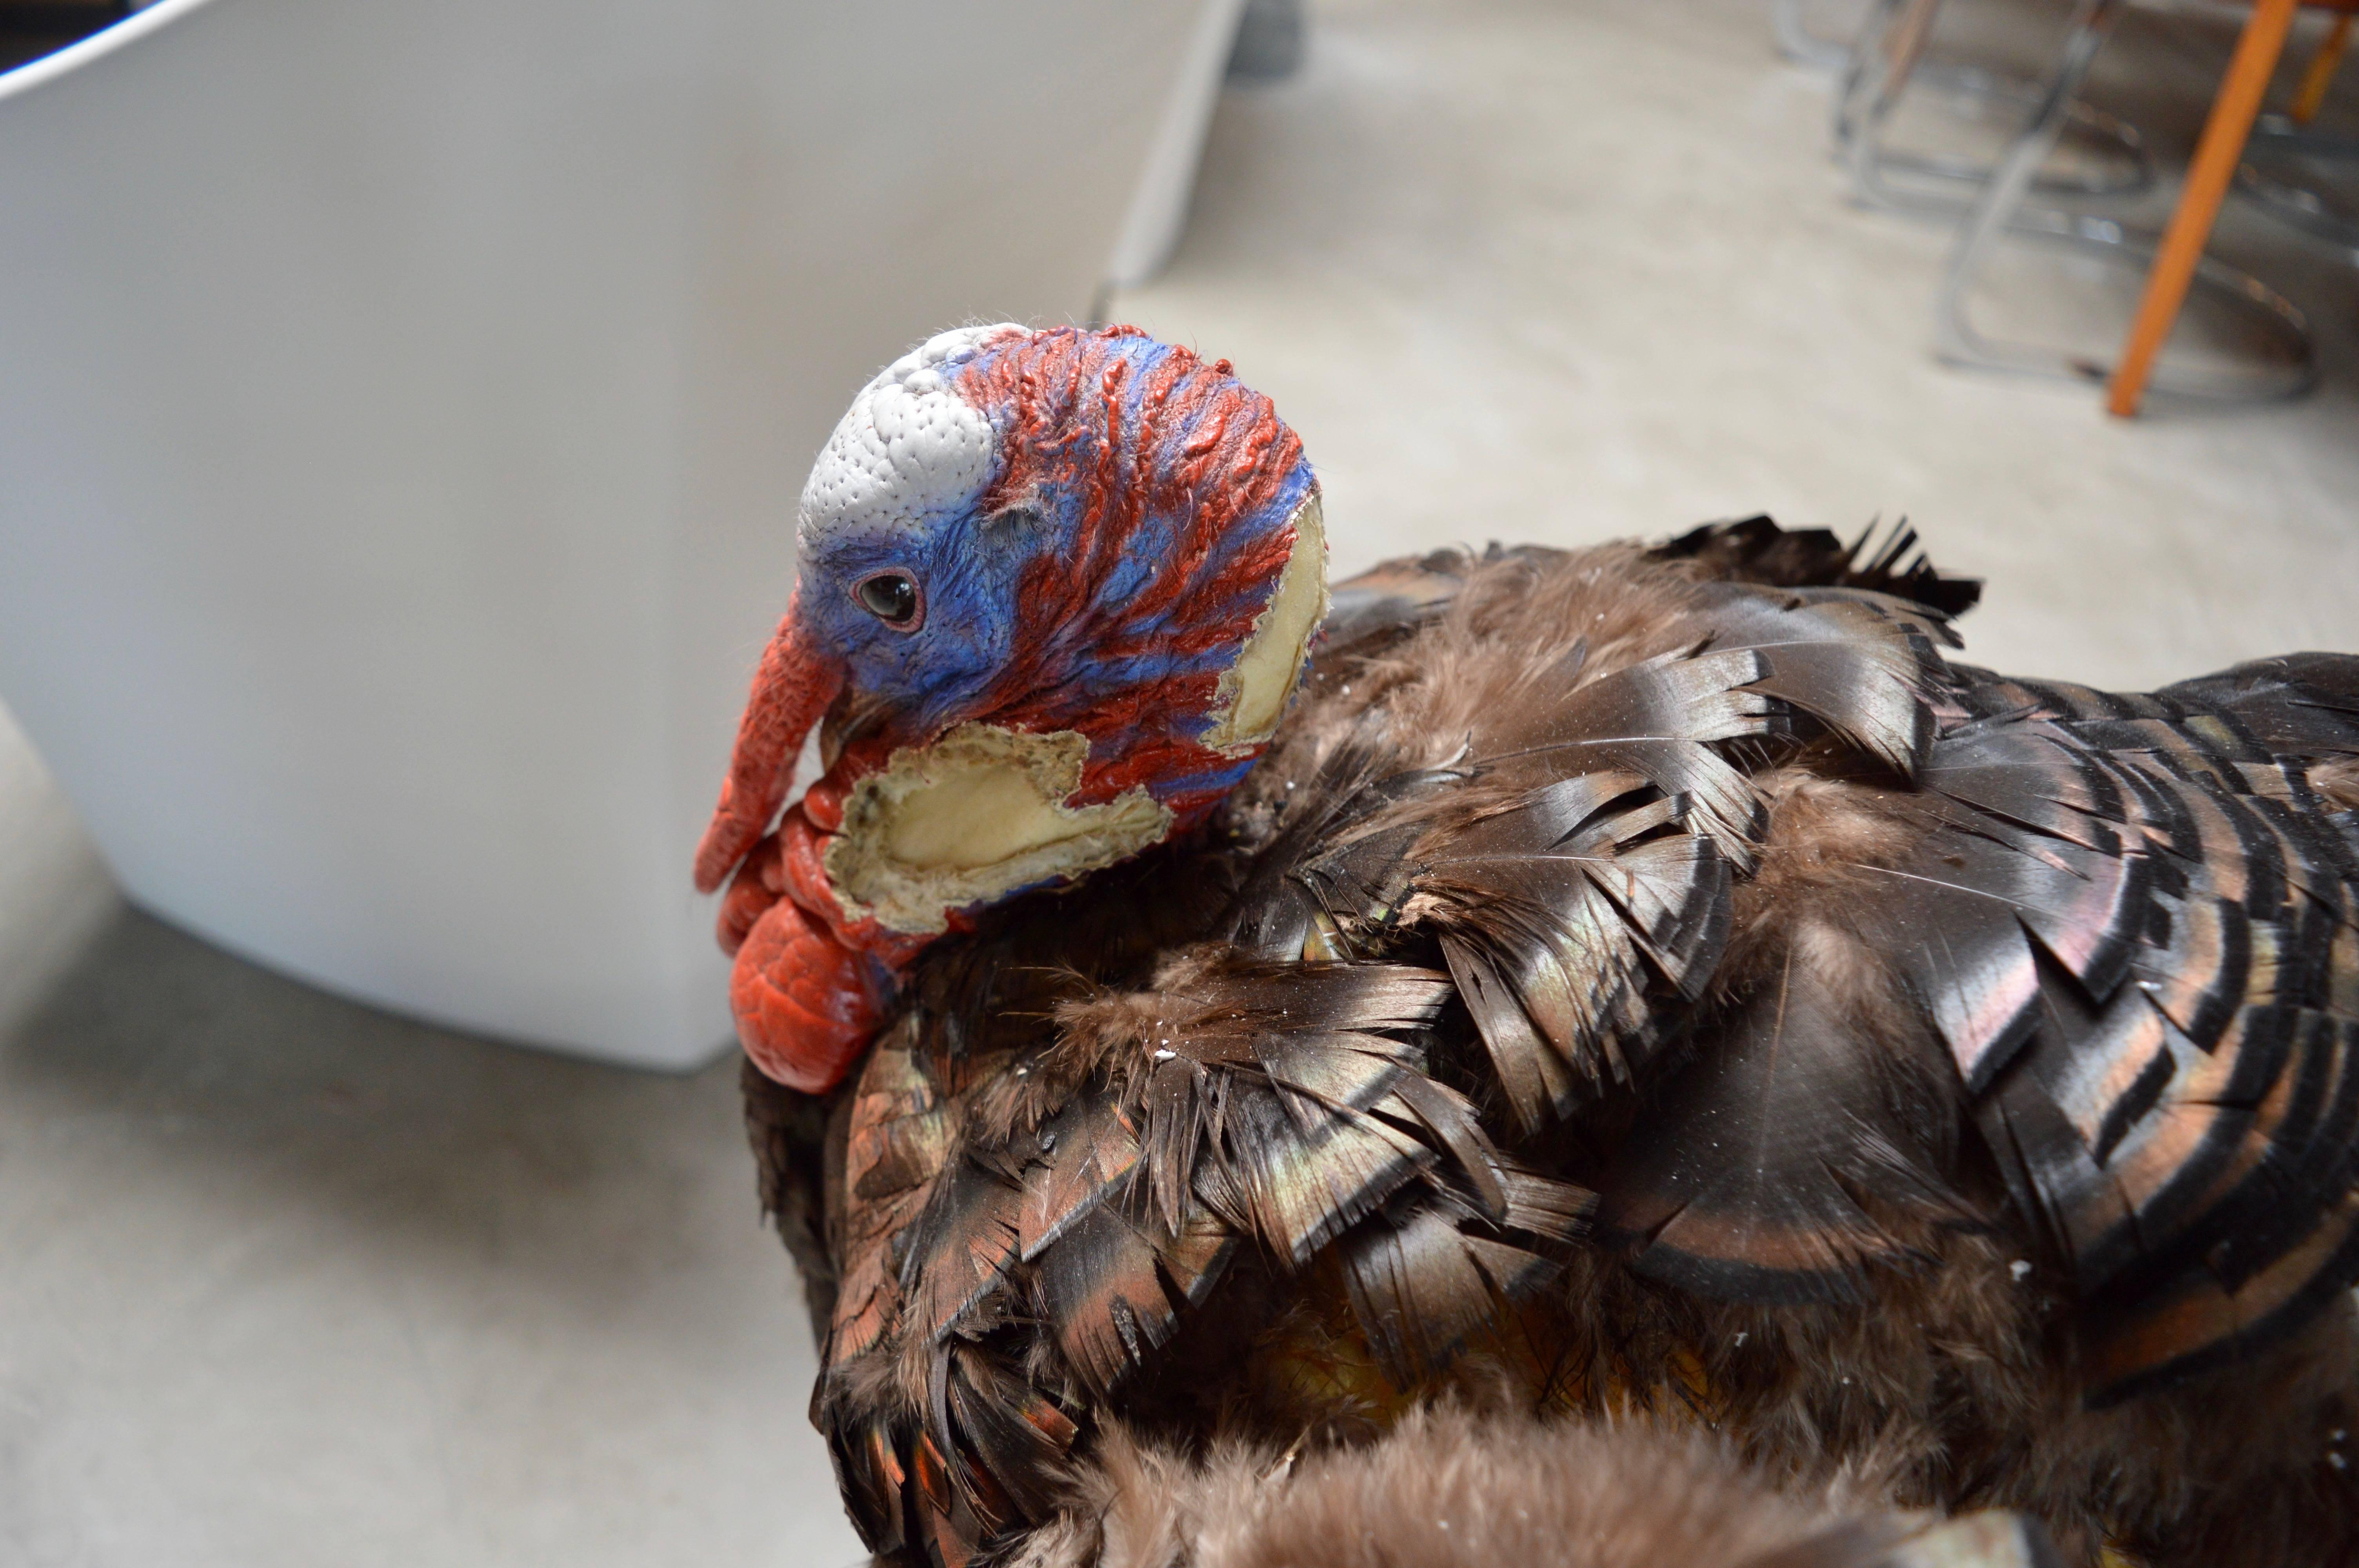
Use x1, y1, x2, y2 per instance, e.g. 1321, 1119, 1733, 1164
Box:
855, 572, 921, 628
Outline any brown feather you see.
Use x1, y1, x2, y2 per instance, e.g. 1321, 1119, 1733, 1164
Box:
1338, 1205, 1556, 1385
1034, 1203, 1181, 1398
1598, 921, 1966, 1305
758, 528, 2359, 1568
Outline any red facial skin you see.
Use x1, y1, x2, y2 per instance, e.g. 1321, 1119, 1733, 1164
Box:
698, 590, 960, 1092
723, 882, 875, 1093
709, 767, 934, 1093
693, 591, 865, 1093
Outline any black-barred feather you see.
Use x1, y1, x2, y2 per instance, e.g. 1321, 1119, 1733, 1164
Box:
1015, 1100, 1140, 1262
1032, 1202, 1181, 1397
743, 521, 2359, 1568
907, 1157, 1024, 1343
1680, 582, 1950, 777
1471, 644, 1774, 863
1597, 926, 1964, 1306
1338, 1205, 1557, 1385
941, 1346, 1077, 1522
1418, 772, 1732, 1127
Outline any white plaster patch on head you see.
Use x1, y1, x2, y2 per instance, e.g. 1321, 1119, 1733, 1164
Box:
823, 723, 1175, 935
1203, 488, 1330, 751
799, 323, 1031, 547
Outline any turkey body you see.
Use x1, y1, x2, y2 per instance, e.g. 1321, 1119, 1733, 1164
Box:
746, 522, 2359, 1568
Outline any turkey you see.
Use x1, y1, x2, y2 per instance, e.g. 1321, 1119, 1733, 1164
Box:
700, 325, 2359, 1568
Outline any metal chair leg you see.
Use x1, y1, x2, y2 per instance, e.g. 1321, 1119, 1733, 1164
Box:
2234, 15, 2359, 259
1936, 0, 2314, 401
2239, 55, 2359, 261
1774, 0, 1856, 71
1838, 0, 1939, 201
1837, 0, 2150, 211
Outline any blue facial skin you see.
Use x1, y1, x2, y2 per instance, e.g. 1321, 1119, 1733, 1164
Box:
796, 500, 1029, 752
794, 330, 1318, 770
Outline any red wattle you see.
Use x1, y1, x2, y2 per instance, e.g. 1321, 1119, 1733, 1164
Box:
776, 809, 840, 922
713, 788, 936, 1091
731, 894, 884, 1093
715, 831, 788, 956
801, 774, 848, 833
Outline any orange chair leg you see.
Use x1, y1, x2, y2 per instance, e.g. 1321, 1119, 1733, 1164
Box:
2106, 0, 2301, 417
2292, 12, 2352, 125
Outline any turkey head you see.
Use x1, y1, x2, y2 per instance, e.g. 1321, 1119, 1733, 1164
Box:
694, 325, 1327, 1091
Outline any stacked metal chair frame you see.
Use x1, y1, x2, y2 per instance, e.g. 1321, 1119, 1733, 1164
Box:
1807, 0, 2346, 409
2239, 13, 2359, 258
1826, 0, 2154, 211
1775, 0, 1858, 68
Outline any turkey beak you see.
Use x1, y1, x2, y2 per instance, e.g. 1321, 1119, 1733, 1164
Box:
694, 588, 846, 893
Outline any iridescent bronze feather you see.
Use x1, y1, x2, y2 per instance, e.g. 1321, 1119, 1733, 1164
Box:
746, 521, 2359, 1568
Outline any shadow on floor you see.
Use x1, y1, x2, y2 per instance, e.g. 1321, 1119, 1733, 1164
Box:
0, 908, 861, 1566
1, 906, 747, 1299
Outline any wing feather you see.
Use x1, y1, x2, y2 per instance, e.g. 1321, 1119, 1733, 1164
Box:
1598, 928, 1962, 1305
1756, 670, 2359, 1395
806, 546, 2359, 1560
1338, 1205, 1556, 1385
1032, 1202, 1180, 1398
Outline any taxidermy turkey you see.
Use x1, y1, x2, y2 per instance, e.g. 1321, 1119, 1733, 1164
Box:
697, 325, 2359, 1568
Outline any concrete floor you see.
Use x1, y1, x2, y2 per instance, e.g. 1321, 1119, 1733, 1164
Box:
0, 909, 856, 1568
1124, 0, 2359, 693
2, 2, 2355, 1564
